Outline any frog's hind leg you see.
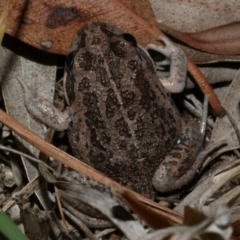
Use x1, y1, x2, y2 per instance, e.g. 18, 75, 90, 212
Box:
152, 126, 203, 193
152, 95, 210, 193
146, 36, 187, 93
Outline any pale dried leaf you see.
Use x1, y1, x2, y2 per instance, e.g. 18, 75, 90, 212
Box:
149, 0, 240, 63
151, 0, 240, 31
0, 45, 56, 209
210, 69, 240, 151
57, 182, 147, 240
139, 204, 232, 240
213, 86, 229, 104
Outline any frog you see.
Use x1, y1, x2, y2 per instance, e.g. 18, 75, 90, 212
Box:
17, 22, 203, 198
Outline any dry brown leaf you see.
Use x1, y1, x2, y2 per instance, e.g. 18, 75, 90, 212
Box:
120, 0, 157, 25
150, 0, 240, 63
111, 184, 173, 229
0, 0, 162, 54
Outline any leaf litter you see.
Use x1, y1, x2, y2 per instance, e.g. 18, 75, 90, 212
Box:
0, 1, 240, 239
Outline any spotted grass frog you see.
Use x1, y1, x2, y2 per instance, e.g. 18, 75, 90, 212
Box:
18, 22, 203, 198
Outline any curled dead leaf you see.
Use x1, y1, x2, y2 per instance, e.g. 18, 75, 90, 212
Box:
159, 22, 240, 55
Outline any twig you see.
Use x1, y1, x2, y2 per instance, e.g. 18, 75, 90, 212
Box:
187, 59, 225, 117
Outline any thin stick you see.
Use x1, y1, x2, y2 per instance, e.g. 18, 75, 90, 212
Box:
0, 145, 55, 173
187, 59, 225, 117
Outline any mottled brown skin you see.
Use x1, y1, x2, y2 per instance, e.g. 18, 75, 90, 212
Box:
18, 22, 202, 198
64, 22, 182, 198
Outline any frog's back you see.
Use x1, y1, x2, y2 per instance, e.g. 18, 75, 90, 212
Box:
64, 22, 181, 197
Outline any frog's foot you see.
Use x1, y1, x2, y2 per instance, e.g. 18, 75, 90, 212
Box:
152, 126, 203, 192
16, 77, 70, 131
146, 36, 187, 93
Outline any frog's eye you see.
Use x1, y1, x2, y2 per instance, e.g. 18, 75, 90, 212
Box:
65, 51, 74, 71
121, 33, 137, 47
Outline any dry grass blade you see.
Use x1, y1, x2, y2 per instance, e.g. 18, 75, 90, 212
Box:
0, 145, 55, 172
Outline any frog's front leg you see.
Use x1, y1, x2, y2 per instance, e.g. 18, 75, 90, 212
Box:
17, 77, 71, 131
152, 126, 203, 192
146, 36, 187, 93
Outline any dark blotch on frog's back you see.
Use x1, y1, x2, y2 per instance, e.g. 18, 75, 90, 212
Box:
106, 89, 121, 118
